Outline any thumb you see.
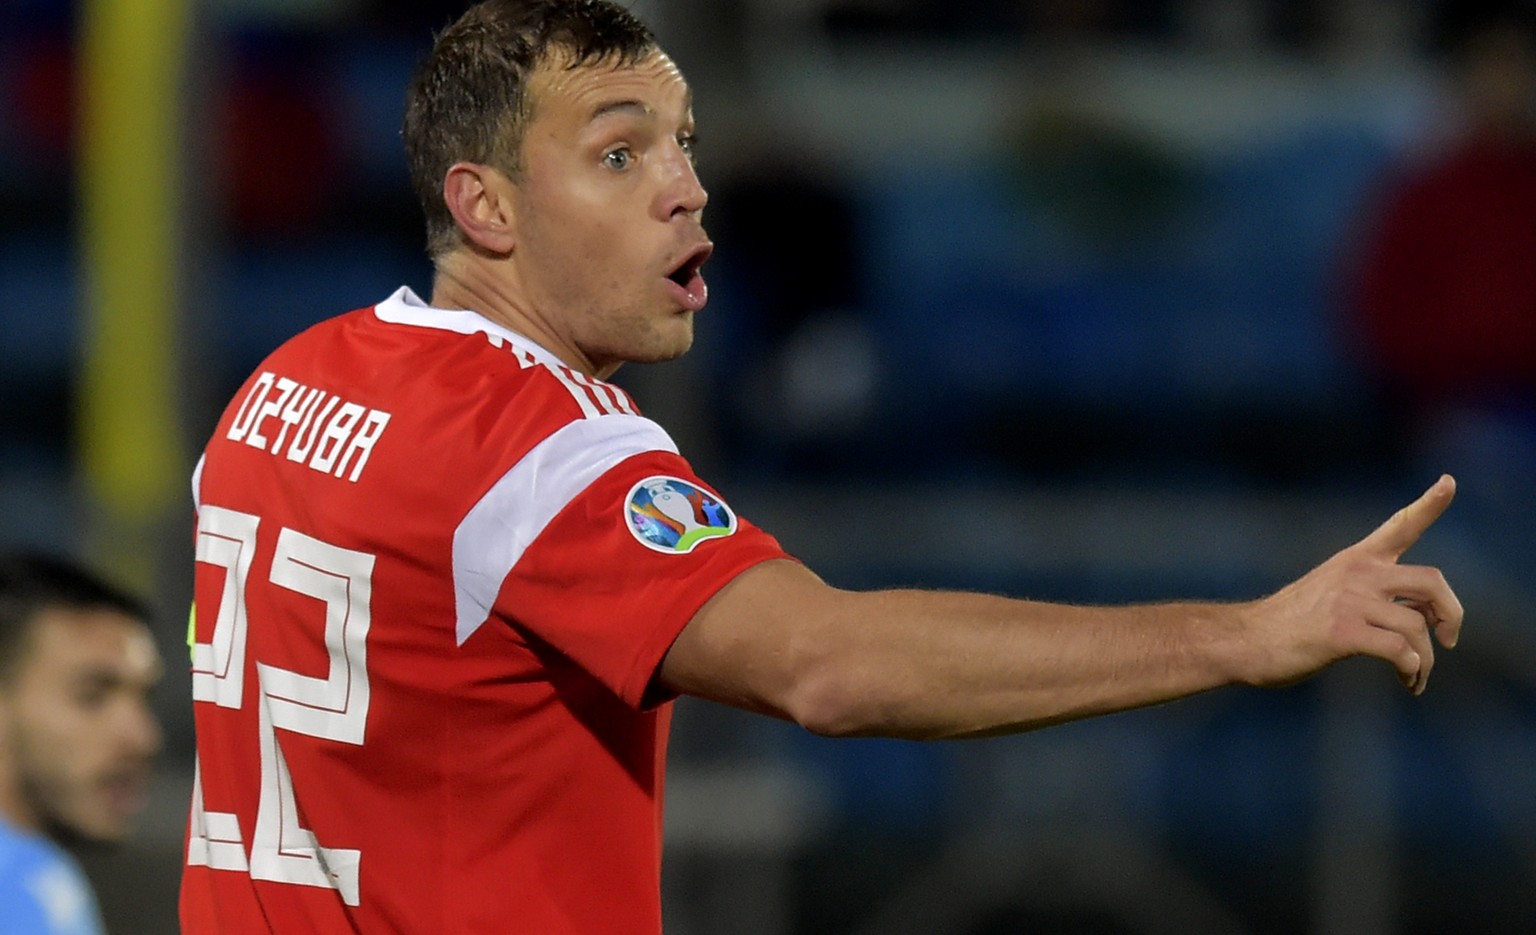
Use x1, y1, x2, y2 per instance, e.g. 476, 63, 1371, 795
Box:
1359, 474, 1456, 559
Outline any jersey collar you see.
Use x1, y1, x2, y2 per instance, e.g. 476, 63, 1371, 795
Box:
372, 286, 570, 370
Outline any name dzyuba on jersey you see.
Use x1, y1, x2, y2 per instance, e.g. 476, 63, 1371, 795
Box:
225, 371, 392, 483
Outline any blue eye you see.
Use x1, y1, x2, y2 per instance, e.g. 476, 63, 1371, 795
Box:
604, 148, 631, 170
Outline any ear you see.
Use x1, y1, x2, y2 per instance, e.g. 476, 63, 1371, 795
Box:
442, 162, 517, 255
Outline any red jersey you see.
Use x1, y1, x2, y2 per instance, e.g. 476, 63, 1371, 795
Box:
181, 287, 790, 933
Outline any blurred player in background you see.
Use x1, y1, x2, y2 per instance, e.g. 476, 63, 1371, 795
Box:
182, 1, 1464, 931
0, 552, 163, 935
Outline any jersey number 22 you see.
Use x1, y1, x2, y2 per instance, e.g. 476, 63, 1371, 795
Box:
186, 504, 373, 906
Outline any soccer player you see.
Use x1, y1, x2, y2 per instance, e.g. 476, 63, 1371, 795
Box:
0, 552, 163, 935
180, 1, 1464, 931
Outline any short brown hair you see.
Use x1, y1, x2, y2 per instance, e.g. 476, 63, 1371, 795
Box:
403, 0, 657, 258
0, 552, 148, 685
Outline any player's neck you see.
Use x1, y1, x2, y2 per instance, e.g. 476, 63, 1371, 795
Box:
429, 254, 602, 378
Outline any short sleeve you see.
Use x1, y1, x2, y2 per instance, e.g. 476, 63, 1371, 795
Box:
500, 448, 791, 707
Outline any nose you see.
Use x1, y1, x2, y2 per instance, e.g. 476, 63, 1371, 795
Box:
658, 142, 707, 220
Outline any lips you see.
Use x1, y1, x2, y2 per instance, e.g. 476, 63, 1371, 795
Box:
99, 767, 151, 820
663, 242, 712, 311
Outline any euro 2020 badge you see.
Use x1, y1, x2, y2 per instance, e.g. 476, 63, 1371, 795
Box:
626, 476, 737, 554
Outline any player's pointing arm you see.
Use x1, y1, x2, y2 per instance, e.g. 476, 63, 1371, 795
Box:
658, 476, 1464, 739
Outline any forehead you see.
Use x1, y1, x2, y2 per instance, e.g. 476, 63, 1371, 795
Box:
526, 49, 692, 129
21, 607, 161, 681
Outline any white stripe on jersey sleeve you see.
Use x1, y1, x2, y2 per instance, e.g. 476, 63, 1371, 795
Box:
450, 414, 680, 646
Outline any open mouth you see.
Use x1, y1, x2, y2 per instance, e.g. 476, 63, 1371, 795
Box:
666, 244, 712, 290
99, 768, 151, 819
663, 243, 713, 311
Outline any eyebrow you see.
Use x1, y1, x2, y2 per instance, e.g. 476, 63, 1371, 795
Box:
586, 89, 694, 126
71, 664, 164, 690
588, 99, 648, 124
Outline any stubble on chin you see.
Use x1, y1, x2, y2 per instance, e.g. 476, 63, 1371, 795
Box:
588, 310, 695, 369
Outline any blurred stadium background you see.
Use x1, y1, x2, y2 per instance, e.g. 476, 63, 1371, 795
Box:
3, 0, 1534, 931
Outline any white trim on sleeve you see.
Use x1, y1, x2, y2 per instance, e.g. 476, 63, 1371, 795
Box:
450, 414, 679, 646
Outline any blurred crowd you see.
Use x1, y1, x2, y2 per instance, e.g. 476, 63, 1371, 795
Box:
1, 0, 1533, 933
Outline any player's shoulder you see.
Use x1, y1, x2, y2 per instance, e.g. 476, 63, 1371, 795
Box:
0, 818, 56, 875
0, 822, 101, 935
368, 286, 650, 426
236, 286, 637, 420
203, 287, 672, 499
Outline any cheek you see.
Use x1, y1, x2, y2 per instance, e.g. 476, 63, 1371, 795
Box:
527, 208, 628, 291
573, 215, 639, 281
535, 183, 642, 267
553, 233, 649, 320
13, 718, 76, 783
17, 701, 95, 758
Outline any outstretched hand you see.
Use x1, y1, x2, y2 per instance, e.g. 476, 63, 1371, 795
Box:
1241, 475, 1463, 694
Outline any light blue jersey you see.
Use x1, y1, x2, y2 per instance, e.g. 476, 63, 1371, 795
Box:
0, 817, 104, 935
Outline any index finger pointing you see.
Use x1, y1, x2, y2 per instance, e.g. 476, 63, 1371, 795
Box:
1360, 474, 1457, 559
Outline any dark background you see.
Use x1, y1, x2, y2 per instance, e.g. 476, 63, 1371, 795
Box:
2, 0, 1534, 932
